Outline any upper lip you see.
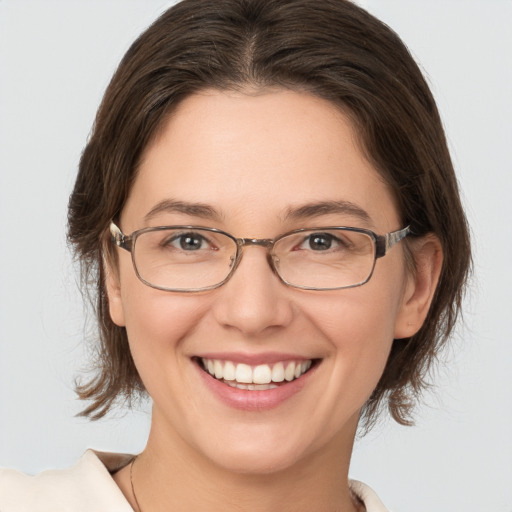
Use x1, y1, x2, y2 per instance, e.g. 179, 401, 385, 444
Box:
195, 352, 317, 365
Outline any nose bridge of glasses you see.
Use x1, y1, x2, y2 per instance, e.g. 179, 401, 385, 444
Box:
238, 237, 275, 249
231, 238, 279, 277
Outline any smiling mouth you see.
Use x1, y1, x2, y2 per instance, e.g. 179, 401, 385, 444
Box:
197, 358, 316, 390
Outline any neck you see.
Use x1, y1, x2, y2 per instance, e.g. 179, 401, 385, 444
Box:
126, 411, 361, 512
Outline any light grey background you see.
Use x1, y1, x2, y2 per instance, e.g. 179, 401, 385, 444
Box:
1, 1, 511, 511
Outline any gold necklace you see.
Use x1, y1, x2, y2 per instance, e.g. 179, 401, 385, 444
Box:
129, 456, 366, 512
130, 456, 143, 512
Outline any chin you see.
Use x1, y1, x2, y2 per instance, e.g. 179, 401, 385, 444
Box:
206, 444, 306, 476
191, 420, 328, 476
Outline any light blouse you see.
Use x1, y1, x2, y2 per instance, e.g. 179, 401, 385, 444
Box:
0, 450, 390, 511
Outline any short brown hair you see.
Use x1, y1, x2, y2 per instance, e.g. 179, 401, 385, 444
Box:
68, 0, 471, 426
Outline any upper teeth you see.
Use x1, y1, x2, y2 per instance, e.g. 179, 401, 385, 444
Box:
201, 359, 312, 385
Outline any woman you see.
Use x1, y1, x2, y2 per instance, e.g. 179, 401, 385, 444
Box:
0, 0, 470, 510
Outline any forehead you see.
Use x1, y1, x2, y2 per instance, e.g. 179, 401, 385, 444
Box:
123, 89, 400, 233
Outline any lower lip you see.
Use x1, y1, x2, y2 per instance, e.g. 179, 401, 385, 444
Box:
195, 361, 317, 411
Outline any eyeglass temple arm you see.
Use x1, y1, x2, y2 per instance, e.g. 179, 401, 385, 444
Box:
375, 226, 411, 258
110, 221, 133, 252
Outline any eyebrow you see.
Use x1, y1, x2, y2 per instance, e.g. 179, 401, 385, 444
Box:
144, 198, 371, 226
144, 199, 223, 223
283, 200, 372, 224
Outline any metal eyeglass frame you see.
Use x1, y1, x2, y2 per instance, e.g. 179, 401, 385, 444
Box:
110, 221, 411, 292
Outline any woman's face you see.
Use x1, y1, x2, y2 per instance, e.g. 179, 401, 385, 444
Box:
108, 89, 416, 474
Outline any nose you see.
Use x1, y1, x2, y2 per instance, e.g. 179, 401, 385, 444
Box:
211, 246, 294, 337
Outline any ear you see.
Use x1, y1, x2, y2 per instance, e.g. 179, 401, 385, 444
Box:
394, 234, 443, 339
104, 252, 126, 327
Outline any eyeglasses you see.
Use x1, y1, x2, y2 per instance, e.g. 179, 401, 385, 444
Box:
110, 222, 410, 292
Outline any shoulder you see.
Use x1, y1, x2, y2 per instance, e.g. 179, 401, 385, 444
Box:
350, 480, 392, 512
0, 450, 134, 512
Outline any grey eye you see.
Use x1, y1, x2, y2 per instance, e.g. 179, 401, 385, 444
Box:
167, 232, 208, 251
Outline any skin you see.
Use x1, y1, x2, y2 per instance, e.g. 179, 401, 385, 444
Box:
108, 89, 442, 512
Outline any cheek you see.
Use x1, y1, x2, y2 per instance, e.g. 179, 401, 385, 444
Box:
310, 284, 401, 348
306, 275, 405, 388
119, 282, 206, 368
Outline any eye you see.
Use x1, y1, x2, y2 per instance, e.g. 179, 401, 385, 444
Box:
300, 232, 344, 251
166, 232, 210, 251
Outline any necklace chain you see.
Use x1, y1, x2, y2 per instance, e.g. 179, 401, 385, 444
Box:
129, 455, 365, 512
130, 456, 143, 512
